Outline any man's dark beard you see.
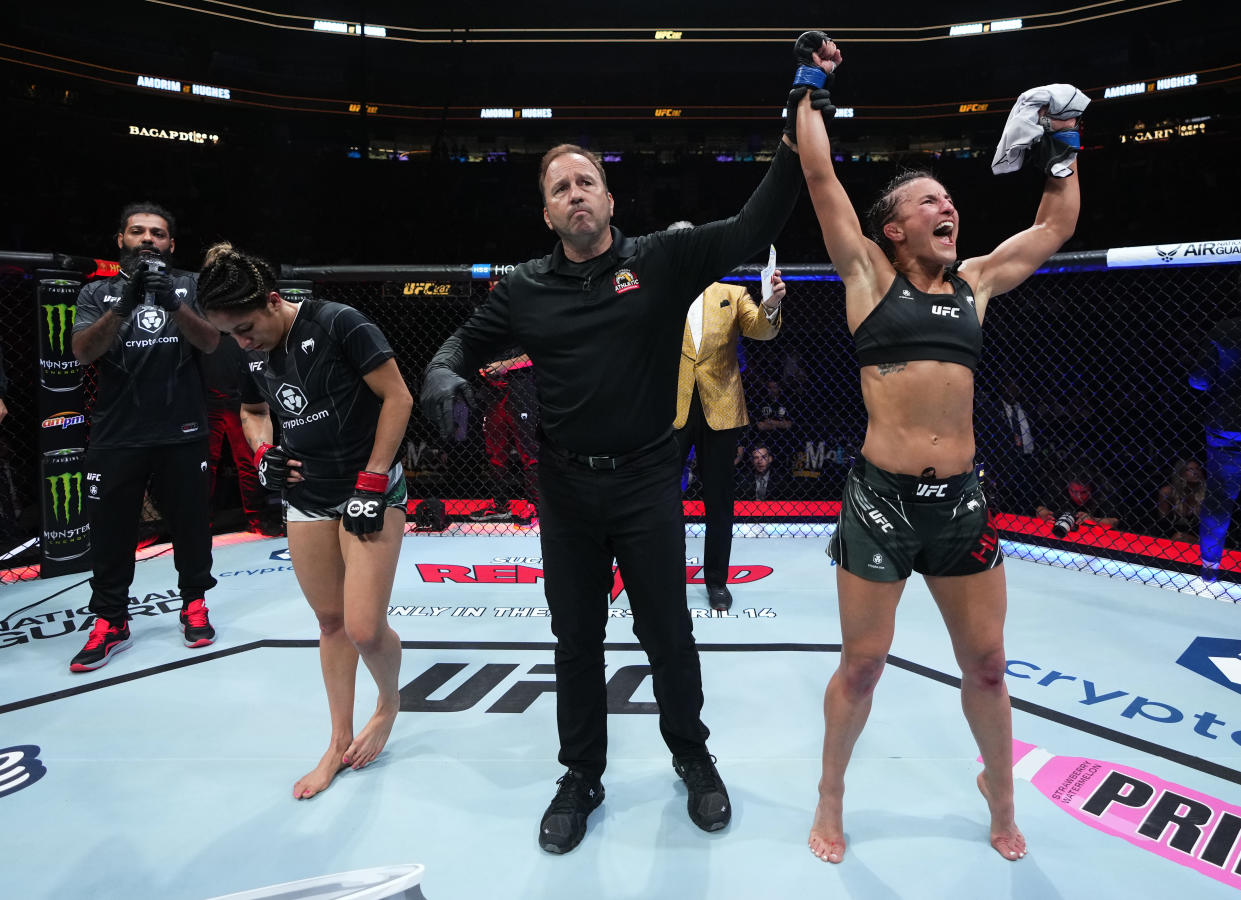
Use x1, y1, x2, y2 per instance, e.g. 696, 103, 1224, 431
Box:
118, 245, 172, 275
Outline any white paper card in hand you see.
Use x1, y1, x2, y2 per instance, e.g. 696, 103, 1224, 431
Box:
761, 245, 777, 300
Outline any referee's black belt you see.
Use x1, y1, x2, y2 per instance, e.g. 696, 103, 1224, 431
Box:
542, 429, 673, 471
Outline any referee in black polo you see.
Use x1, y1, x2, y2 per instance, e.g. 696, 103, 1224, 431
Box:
421, 34, 838, 855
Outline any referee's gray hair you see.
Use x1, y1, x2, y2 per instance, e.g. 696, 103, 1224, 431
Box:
666, 220, 694, 231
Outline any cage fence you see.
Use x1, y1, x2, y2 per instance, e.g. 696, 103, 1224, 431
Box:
1, 248, 1237, 598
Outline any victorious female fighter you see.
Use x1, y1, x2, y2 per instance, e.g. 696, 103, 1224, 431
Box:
198, 244, 413, 799
792, 36, 1084, 863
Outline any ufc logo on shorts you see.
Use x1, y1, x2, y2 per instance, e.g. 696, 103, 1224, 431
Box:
866, 509, 895, 533
931, 305, 960, 318
347, 498, 380, 518
916, 482, 948, 498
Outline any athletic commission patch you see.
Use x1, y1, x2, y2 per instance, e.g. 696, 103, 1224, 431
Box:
613, 268, 640, 294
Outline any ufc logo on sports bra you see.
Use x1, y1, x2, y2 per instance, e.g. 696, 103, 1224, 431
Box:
931, 305, 960, 318
916, 482, 948, 498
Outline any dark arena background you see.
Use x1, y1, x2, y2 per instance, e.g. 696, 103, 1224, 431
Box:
2, 3, 1241, 899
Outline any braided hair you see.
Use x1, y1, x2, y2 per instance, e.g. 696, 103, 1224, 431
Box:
198, 242, 278, 312
864, 168, 935, 262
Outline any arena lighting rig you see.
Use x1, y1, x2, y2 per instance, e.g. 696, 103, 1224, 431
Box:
6, 36, 1231, 125
142, 0, 1182, 43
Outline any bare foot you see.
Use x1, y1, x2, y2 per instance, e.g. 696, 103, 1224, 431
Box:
294, 738, 352, 800
977, 771, 1027, 860
342, 696, 399, 770
808, 792, 847, 863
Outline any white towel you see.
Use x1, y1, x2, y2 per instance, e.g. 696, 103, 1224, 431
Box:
991, 83, 1090, 176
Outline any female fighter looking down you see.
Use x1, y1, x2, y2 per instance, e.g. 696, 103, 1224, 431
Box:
198, 243, 413, 799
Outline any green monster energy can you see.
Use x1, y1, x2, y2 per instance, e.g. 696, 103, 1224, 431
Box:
37, 277, 83, 392
39, 447, 91, 574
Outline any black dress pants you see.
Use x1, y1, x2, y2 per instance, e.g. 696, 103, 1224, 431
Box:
538, 435, 710, 780
675, 387, 742, 589
84, 440, 216, 624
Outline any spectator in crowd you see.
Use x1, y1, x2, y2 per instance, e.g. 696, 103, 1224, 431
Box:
1190, 316, 1241, 583
1156, 458, 1205, 544
202, 328, 282, 535
671, 217, 787, 610
470, 347, 538, 523
68, 201, 220, 672
0, 436, 19, 545
981, 377, 1040, 515
0, 342, 8, 424
736, 443, 790, 501
750, 376, 798, 461
1036, 473, 1119, 532
781, 349, 810, 397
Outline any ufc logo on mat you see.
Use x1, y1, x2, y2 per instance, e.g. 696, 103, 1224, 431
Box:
916, 483, 948, 498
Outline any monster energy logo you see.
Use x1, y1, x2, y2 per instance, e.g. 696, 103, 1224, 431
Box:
43, 304, 77, 354
46, 472, 83, 524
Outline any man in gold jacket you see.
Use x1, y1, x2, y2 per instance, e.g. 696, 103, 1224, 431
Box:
670, 222, 787, 610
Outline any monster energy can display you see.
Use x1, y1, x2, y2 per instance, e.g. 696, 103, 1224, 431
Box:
39, 448, 91, 575
36, 273, 84, 393
35, 270, 92, 576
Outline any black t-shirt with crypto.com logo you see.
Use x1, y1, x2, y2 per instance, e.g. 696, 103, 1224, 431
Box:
73, 273, 207, 448
240, 299, 395, 509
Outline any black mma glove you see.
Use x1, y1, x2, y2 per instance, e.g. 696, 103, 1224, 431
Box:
114, 268, 147, 319
782, 31, 837, 145
1032, 126, 1082, 178
144, 265, 181, 311
343, 470, 388, 536
254, 442, 291, 491
420, 364, 474, 441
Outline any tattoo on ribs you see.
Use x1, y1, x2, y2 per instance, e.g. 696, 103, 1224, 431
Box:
877, 362, 908, 375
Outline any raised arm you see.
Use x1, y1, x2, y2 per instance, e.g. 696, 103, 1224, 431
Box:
964, 99, 1084, 303
965, 159, 1080, 303
794, 44, 891, 303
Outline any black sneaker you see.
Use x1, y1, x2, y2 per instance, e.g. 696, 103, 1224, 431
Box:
179, 598, 216, 648
69, 618, 133, 672
469, 505, 512, 522
673, 754, 731, 832
538, 770, 604, 854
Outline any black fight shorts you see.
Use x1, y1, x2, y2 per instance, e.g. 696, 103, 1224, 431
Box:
827, 457, 1002, 582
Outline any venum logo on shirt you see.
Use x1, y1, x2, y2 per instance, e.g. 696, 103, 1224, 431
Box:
613, 269, 640, 294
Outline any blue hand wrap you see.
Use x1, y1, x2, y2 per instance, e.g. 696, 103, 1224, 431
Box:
793, 65, 827, 89
1051, 130, 1081, 150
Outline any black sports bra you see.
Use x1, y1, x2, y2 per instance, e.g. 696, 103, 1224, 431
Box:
853, 272, 983, 372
